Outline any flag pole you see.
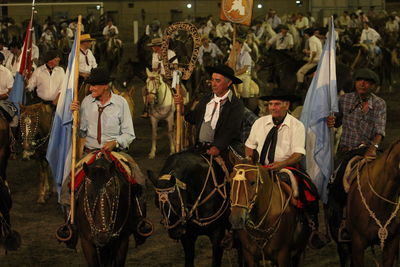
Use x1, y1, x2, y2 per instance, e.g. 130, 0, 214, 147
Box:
328, 17, 335, 168
70, 15, 82, 225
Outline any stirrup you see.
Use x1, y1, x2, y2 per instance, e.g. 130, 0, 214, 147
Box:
56, 223, 73, 242
308, 230, 328, 250
136, 218, 154, 237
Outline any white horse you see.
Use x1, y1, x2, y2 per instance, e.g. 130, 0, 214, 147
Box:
145, 68, 176, 159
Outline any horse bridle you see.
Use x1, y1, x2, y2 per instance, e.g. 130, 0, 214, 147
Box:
231, 164, 262, 210
231, 163, 292, 247
155, 155, 229, 230
20, 110, 50, 150
83, 174, 131, 245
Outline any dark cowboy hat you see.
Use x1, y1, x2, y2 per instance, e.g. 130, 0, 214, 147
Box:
146, 37, 163, 47
354, 68, 380, 85
206, 64, 242, 84
43, 50, 60, 63
259, 91, 300, 102
85, 68, 112, 85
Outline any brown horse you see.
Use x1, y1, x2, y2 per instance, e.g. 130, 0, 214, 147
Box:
345, 140, 400, 267
20, 103, 53, 203
76, 154, 141, 266
230, 160, 310, 267
0, 113, 10, 182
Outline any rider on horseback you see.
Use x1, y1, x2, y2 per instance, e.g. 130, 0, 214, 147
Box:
69, 67, 150, 246
26, 50, 65, 107
327, 68, 386, 242
245, 92, 327, 249
174, 64, 244, 158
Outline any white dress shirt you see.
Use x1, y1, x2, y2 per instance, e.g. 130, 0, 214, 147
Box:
198, 43, 223, 65
79, 48, 97, 74
152, 49, 178, 75
245, 114, 306, 165
26, 64, 65, 101
268, 32, 294, 50
103, 25, 119, 36
360, 28, 381, 45
308, 35, 322, 62
0, 65, 14, 95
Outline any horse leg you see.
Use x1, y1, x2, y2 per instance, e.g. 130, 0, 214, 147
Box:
276, 247, 290, 267
208, 228, 225, 267
148, 116, 157, 159
181, 233, 197, 267
382, 237, 400, 267
80, 237, 99, 267
350, 233, 365, 267
167, 112, 175, 155
114, 236, 130, 266
37, 160, 48, 203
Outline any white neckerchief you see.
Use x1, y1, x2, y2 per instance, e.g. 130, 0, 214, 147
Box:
204, 90, 230, 129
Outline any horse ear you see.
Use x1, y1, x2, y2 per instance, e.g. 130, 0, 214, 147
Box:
146, 67, 151, 76
147, 170, 157, 186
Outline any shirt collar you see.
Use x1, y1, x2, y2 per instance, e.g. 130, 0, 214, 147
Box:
91, 91, 116, 106
265, 113, 291, 127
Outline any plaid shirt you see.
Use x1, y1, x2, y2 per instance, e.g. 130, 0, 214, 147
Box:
336, 92, 386, 150
241, 107, 259, 143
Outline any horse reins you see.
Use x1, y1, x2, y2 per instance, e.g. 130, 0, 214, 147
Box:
155, 155, 229, 230
231, 164, 292, 250
356, 159, 400, 250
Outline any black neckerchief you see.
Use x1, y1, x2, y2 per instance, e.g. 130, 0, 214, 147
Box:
259, 113, 287, 165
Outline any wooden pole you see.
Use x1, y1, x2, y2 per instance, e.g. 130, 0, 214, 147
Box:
175, 73, 183, 153
70, 15, 82, 225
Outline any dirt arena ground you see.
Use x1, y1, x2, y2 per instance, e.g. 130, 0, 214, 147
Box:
1, 79, 399, 266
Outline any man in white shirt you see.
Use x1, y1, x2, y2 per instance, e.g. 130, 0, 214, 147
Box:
147, 37, 178, 76
4, 41, 21, 77
245, 93, 327, 249
198, 36, 224, 66
267, 24, 294, 50
338, 11, 351, 29
360, 22, 381, 57
78, 34, 98, 89
102, 19, 119, 38
231, 39, 253, 100
0, 40, 11, 65
266, 9, 281, 31
295, 13, 309, 34
216, 22, 234, 40
26, 50, 65, 105
296, 28, 322, 91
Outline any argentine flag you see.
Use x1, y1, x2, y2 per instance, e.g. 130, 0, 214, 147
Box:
46, 31, 78, 198
300, 17, 339, 203
8, 16, 33, 113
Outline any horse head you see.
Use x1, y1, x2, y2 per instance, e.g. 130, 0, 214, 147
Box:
20, 103, 52, 160
145, 68, 163, 105
152, 171, 188, 240
229, 158, 261, 229
80, 153, 131, 248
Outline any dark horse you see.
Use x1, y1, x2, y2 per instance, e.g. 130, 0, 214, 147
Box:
76, 153, 142, 266
20, 103, 53, 203
148, 151, 230, 267
328, 140, 400, 267
0, 112, 10, 181
229, 159, 311, 267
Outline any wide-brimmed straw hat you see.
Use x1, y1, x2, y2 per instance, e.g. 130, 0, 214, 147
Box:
206, 64, 242, 84
147, 38, 163, 47
80, 34, 95, 42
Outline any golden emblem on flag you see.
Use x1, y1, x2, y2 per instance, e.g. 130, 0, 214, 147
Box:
220, 0, 253, 26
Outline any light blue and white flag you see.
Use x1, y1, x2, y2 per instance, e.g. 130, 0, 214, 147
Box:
300, 17, 338, 203
46, 32, 78, 198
